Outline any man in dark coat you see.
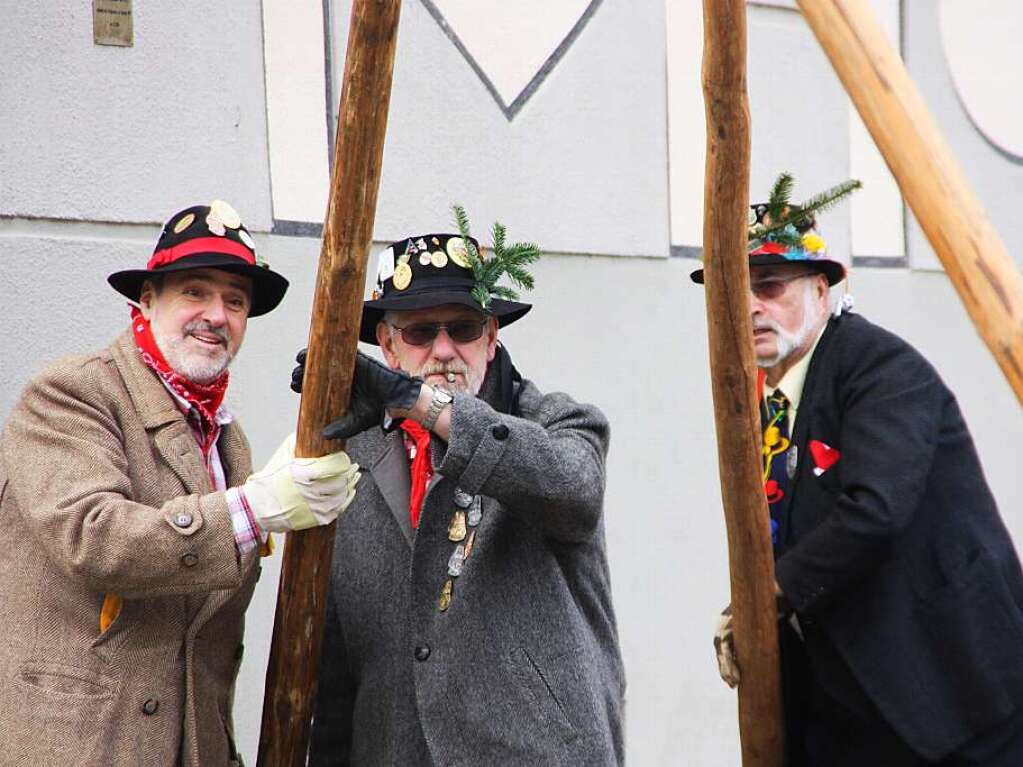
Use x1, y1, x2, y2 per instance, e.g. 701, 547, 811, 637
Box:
697, 183, 1023, 766
302, 227, 625, 765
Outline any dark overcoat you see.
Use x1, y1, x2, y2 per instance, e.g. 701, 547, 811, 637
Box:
0, 332, 258, 766
309, 358, 625, 766
774, 312, 1023, 760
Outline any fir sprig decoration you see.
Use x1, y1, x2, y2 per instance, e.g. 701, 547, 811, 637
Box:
748, 174, 862, 247
452, 204, 540, 310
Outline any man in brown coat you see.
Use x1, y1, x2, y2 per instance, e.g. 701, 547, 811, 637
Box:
0, 201, 359, 766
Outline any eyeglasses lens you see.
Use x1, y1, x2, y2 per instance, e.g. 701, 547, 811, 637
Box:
400, 321, 485, 346
751, 281, 786, 300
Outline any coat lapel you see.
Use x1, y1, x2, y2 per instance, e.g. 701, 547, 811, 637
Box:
368, 430, 414, 546
110, 332, 211, 494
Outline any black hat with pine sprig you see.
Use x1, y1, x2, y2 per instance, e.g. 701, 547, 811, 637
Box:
359, 205, 539, 344
690, 173, 861, 286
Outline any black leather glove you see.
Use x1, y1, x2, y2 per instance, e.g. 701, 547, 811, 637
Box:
290, 348, 308, 393
293, 349, 424, 441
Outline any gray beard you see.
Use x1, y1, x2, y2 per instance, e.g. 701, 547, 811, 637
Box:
410, 360, 484, 396
755, 287, 826, 368
152, 320, 234, 384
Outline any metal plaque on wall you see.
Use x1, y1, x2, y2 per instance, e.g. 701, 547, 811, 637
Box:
93, 0, 133, 47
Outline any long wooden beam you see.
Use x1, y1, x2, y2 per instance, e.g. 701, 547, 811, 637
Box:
797, 0, 1023, 406
257, 2, 403, 764
702, 2, 785, 765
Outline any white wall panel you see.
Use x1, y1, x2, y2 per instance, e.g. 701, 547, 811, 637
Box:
262, 0, 331, 224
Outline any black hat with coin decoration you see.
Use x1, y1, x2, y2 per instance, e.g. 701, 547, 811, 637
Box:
690, 173, 861, 286
359, 204, 539, 344
108, 200, 289, 317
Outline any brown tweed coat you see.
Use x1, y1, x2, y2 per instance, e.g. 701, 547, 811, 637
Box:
0, 332, 259, 766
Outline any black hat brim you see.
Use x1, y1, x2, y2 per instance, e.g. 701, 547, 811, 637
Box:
359, 290, 531, 344
689, 254, 846, 287
108, 254, 289, 317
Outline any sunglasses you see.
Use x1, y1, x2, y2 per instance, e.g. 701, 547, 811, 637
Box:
750, 272, 817, 301
389, 319, 489, 347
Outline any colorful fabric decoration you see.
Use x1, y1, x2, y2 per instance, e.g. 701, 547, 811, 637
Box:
131, 307, 228, 458
809, 439, 841, 476
401, 420, 433, 529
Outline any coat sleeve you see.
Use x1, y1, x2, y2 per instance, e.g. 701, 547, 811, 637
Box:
1, 356, 244, 599
775, 330, 943, 614
434, 384, 610, 544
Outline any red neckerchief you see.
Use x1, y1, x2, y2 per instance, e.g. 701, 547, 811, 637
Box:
400, 420, 433, 529
131, 307, 229, 457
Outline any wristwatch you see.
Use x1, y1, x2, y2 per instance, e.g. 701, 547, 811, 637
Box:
421, 386, 454, 432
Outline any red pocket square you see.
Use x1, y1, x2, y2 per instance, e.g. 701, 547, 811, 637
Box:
809, 440, 841, 476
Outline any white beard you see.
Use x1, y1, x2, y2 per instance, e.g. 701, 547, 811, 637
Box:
754, 284, 826, 368
152, 318, 235, 384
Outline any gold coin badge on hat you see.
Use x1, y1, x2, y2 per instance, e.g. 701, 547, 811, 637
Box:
446, 236, 472, 268
210, 199, 242, 229
419, 252, 432, 266
173, 212, 196, 234
431, 250, 448, 268
393, 262, 413, 290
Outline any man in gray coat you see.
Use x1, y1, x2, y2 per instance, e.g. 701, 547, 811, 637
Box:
304, 228, 625, 765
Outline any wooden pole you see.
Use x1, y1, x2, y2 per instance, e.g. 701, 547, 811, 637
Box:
257, 2, 402, 764
702, 2, 785, 765
797, 0, 1023, 406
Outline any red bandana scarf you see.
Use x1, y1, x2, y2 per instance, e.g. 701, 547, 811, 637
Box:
400, 419, 433, 529
131, 307, 229, 455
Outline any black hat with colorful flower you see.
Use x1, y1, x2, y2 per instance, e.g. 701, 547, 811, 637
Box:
690, 173, 861, 286
108, 200, 289, 317
359, 205, 539, 344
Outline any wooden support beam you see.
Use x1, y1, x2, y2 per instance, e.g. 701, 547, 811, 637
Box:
797, 0, 1023, 406
702, 2, 785, 765
257, 2, 403, 764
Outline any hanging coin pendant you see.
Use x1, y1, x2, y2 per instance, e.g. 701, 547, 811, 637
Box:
464, 529, 477, 559
448, 511, 467, 542
787, 445, 799, 479
453, 488, 473, 509
467, 497, 482, 527
448, 544, 465, 577
438, 579, 453, 611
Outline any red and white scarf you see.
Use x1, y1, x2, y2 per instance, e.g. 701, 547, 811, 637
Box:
131, 307, 229, 456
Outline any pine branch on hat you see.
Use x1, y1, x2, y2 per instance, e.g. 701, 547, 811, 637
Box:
749, 175, 862, 248
452, 204, 540, 311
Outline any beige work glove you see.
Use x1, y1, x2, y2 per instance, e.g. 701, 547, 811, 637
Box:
714, 605, 741, 688
242, 433, 360, 533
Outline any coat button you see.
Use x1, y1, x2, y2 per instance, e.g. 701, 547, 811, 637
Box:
142, 698, 159, 715
181, 553, 199, 567
174, 513, 193, 528
414, 645, 431, 661
491, 424, 509, 440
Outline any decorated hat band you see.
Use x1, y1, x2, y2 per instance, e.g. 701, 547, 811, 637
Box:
108, 200, 289, 317
691, 173, 860, 286
358, 205, 541, 345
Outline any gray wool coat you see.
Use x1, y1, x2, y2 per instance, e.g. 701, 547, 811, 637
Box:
0, 332, 257, 766
309, 363, 625, 766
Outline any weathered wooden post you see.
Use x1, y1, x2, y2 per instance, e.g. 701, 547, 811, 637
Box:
702, 1, 785, 764
797, 0, 1023, 405
257, 2, 402, 764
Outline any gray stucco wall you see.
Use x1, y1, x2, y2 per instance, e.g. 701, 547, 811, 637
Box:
1, 2, 1021, 765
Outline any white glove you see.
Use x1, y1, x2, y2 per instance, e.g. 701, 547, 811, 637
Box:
714, 605, 741, 688
242, 434, 360, 533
